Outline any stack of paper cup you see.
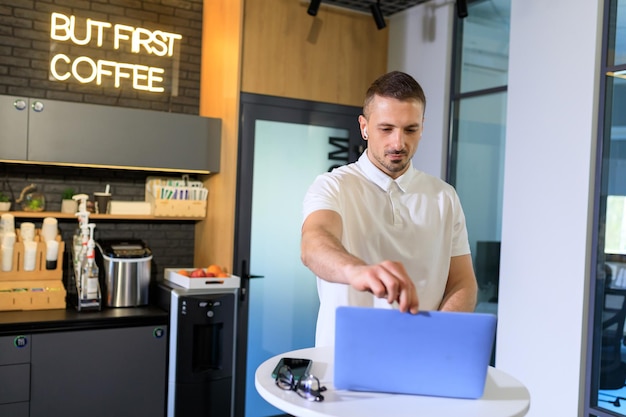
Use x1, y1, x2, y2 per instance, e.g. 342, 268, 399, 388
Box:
1, 214, 16, 272
41, 217, 60, 270
0, 213, 14, 235
46, 240, 59, 270
20, 222, 35, 242
1, 232, 15, 272
23, 241, 37, 271
41, 217, 58, 242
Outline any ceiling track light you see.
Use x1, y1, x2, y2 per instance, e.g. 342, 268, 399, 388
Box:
456, 0, 468, 18
371, 0, 386, 30
308, 0, 322, 16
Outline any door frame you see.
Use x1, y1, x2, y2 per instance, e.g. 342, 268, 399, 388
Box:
233, 92, 362, 417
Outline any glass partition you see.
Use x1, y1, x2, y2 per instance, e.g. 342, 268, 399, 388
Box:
452, 92, 507, 304
449, 0, 511, 313
458, 0, 511, 94
609, 0, 626, 65
588, 1, 626, 415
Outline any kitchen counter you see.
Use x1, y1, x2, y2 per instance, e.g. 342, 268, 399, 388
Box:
0, 305, 168, 336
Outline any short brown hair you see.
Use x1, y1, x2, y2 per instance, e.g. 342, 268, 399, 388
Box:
363, 71, 426, 118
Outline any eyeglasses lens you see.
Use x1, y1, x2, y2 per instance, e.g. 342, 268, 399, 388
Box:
297, 375, 326, 402
276, 365, 296, 390
274, 365, 326, 402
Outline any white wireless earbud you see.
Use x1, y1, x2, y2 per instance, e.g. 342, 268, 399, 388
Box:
363, 127, 368, 139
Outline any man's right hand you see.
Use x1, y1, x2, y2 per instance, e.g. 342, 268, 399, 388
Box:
346, 260, 419, 314
302, 210, 418, 313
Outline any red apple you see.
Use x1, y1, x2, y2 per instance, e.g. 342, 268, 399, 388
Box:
205, 272, 216, 277
190, 268, 206, 278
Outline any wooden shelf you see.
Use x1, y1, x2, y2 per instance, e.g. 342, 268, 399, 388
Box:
3, 211, 203, 221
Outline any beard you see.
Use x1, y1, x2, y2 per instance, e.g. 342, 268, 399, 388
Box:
374, 150, 410, 176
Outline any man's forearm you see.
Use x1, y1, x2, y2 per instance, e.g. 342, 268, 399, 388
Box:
301, 227, 365, 285
438, 283, 478, 312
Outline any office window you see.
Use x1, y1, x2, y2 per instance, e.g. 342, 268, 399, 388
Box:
587, 0, 626, 415
448, 0, 511, 309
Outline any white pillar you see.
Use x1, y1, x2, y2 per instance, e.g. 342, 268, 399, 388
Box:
497, 1, 603, 415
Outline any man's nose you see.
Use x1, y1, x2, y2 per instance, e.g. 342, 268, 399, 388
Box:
389, 131, 406, 150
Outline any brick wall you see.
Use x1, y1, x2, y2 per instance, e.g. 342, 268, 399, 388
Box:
0, 0, 203, 114
0, 0, 205, 286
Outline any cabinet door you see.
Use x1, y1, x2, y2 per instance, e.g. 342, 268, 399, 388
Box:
0, 335, 31, 417
0, 95, 28, 160
27, 99, 221, 172
0, 334, 31, 366
30, 325, 168, 417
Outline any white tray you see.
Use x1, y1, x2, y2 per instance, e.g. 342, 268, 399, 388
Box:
164, 268, 240, 289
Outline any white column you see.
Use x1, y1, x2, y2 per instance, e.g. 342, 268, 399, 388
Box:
389, 0, 605, 415
497, 1, 603, 415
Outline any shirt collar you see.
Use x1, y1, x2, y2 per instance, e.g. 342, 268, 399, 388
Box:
357, 150, 416, 193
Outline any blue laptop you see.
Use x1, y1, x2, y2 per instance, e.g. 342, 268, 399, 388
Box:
333, 307, 497, 399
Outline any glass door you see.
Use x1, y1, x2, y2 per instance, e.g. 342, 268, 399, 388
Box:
233, 93, 362, 417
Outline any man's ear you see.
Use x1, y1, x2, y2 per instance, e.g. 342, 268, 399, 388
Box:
358, 115, 368, 139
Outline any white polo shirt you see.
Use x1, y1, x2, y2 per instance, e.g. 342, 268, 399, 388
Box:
303, 151, 471, 347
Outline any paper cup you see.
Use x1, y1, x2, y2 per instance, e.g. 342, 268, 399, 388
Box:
20, 222, 35, 242
41, 217, 58, 242
0, 213, 14, 235
2, 232, 15, 248
46, 240, 59, 270
23, 241, 38, 271
1, 244, 13, 271
94, 192, 112, 214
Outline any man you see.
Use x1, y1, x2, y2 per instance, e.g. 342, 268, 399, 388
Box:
301, 71, 478, 347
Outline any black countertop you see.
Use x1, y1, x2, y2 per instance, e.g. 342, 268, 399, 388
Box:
0, 305, 169, 336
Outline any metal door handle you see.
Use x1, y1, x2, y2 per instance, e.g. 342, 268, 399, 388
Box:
13, 99, 26, 111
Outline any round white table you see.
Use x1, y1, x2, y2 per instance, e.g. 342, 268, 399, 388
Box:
255, 346, 530, 417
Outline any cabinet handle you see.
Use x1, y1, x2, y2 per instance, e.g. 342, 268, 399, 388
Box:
13, 99, 26, 111
31, 101, 44, 112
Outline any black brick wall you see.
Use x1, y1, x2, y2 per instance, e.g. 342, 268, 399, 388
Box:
0, 0, 203, 114
0, 1, 207, 294
0, 163, 197, 284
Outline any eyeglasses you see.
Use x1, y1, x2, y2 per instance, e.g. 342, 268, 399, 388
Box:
274, 364, 327, 402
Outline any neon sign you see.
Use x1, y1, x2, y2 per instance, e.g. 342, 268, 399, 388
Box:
49, 12, 182, 93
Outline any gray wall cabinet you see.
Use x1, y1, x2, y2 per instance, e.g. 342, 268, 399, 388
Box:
0, 96, 29, 161
0, 96, 221, 173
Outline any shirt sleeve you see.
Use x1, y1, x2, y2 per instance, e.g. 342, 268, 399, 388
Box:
302, 173, 341, 224
451, 190, 472, 257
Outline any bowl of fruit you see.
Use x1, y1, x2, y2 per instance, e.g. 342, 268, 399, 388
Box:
165, 265, 239, 289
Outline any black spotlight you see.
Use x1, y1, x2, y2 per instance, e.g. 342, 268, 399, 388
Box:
308, 0, 322, 16
371, 0, 386, 30
456, 0, 468, 18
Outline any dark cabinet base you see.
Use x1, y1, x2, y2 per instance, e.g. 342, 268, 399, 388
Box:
0, 401, 29, 417
29, 325, 168, 417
